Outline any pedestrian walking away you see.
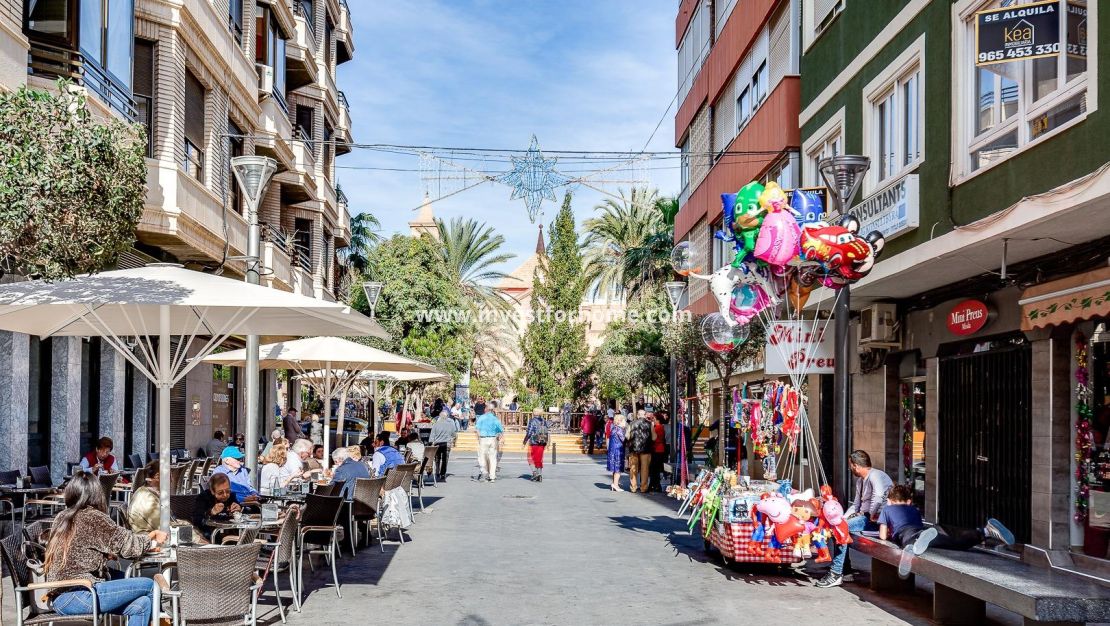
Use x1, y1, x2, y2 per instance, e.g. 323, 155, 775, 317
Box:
626, 410, 654, 493
648, 412, 668, 492
581, 408, 596, 455
523, 407, 550, 482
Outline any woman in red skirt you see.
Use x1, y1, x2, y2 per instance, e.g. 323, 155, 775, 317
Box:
523, 408, 550, 482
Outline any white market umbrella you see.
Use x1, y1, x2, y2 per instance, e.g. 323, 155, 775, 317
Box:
203, 336, 439, 466
0, 264, 388, 531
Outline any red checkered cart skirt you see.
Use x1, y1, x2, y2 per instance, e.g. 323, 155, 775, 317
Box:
701, 519, 800, 564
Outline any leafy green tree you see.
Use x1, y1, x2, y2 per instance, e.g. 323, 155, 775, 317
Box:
351, 234, 472, 379
0, 81, 146, 279
593, 288, 669, 406
583, 187, 677, 302
520, 193, 588, 405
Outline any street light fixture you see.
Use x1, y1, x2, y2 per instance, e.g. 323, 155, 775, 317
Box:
362, 281, 383, 317
817, 155, 870, 502
664, 281, 687, 312
663, 279, 688, 484
231, 155, 277, 484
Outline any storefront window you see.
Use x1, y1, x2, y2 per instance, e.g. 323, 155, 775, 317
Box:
901, 379, 926, 510
1084, 325, 1110, 558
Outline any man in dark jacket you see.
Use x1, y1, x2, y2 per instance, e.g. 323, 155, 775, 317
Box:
627, 410, 654, 493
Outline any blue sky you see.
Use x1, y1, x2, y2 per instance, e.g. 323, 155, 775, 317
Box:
336, 1, 679, 272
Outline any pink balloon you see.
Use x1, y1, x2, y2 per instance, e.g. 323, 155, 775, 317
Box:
754, 211, 801, 267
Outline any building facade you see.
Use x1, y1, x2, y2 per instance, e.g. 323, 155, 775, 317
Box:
800, 0, 1106, 557
0, 0, 357, 481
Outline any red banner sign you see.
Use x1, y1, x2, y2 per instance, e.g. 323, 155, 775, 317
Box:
947, 299, 990, 336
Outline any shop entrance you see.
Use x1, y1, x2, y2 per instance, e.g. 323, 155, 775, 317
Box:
938, 342, 1032, 543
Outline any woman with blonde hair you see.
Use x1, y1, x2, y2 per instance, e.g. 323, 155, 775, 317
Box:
260, 437, 293, 493
607, 414, 628, 491
45, 472, 165, 625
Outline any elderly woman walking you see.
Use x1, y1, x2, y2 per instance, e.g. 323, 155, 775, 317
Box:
607, 414, 627, 491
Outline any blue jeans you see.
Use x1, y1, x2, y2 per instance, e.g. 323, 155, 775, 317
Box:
53, 577, 154, 626
830, 514, 872, 575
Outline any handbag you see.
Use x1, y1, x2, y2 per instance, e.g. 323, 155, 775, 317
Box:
22, 543, 53, 613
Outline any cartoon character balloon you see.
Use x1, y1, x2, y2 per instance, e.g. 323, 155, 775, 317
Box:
731, 182, 766, 261
755, 493, 805, 544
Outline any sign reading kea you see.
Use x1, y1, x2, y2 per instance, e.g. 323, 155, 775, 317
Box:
976, 0, 1060, 67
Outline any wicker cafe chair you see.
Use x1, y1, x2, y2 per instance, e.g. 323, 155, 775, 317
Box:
158, 543, 262, 626
128, 453, 144, 470
351, 477, 386, 553
27, 466, 50, 487
296, 494, 344, 601
2, 533, 100, 626
169, 464, 189, 495
379, 465, 415, 544
410, 446, 438, 512
257, 509, 301, 623
169, 494, 198, 524
0, 469, 22, 535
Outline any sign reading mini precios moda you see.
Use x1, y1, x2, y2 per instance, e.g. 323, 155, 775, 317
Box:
947, 299, 991, 336
976, 0, 1061, 66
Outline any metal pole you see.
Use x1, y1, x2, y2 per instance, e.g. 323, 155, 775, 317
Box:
244, 210, 261, 486
669, 355, 679, 479
833, 286, 851, 501
323, 360, 332, 470
158, 305, 172, 532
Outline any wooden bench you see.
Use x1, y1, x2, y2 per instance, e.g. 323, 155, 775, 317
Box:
850, 533, 1110, 625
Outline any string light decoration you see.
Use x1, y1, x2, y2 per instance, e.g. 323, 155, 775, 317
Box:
496, 135, 569, 222
1076, 333, 1094, 523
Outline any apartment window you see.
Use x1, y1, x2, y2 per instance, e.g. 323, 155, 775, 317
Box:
298, 0, 314, 27
804, 0, 845, 49
25, 0, 71, 39
761, 152, 800, 189
954, 0, 1091, 179
294, 218, 313, 270
732, 25, 769, 132
229, 0, 244, 45
324, 15, 334, 71
255, 3, 288, 106
677, 0, 711, 105
753, 61, 768, 106
296, 105, 315, 154
182, 69, 205, 180
861, 38, 924, 190
802, 107, 844, 186
710, 218, 728, 272
323, 122, 333, 180
77, 0, 134, 89
133, 39, 154, 158
227, 120, 244, 215
679, 138, 690, 191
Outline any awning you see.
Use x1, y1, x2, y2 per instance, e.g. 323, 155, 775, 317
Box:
1019, 266, 1110, 331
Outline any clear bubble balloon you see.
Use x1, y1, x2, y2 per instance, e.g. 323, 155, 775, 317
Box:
671, 241, 696, 276
700, 313, 749, 352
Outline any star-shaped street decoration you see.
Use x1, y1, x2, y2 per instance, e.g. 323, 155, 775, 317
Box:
497, 135, 568, 222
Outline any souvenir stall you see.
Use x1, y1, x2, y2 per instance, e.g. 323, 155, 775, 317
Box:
668, 180, 884, 566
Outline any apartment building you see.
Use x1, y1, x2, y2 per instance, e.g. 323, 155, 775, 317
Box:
800, 0, 1106, 556
0, 0, 356, 480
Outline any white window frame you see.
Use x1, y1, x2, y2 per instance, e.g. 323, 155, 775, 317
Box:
736, 85, 751, 130
802, 107, 845, 187
861, 35, 926, 194
950, 0, 1098, 185
761, 151, 801, 188
680, 137, 691, 192
710, 218, 728, 271
803, 0, 845, 52
678, 0, 713, 106
733, 25, 770, 133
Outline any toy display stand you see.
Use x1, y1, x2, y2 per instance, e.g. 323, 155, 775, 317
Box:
702, 519, 801, 564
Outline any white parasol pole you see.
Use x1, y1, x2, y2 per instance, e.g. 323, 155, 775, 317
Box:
158, 305, 172, 532
322, 360, 332, 470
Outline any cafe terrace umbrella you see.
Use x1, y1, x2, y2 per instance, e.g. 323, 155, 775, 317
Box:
0, 263, 388, 530
203, 336, 439, 466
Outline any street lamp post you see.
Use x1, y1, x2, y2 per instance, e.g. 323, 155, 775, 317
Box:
664, 280, 688, 482
231, 156, 278, 485
361, 281, 383, 432
818, 155, 870, 501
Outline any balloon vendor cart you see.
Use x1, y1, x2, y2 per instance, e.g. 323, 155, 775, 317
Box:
667, 178, 884, 567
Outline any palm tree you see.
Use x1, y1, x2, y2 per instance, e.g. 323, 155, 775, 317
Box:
337, 212, 381, 275
436, 217, 516, 313
582, 187, 666, 300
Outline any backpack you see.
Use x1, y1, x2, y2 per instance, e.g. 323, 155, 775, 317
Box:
529, 418, 549, 446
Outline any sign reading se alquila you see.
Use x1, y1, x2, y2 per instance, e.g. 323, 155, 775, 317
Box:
976, 0, 1060, 66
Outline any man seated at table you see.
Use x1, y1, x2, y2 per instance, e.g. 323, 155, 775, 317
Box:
370, 431, 404, 477
193, 473, 242, 541
398, 427, 425, 462
205, 430, 227, 459
79, 436, 120, 475
291, 439, 322, 478
329, 447, 369, 499
212, 446, 260, 502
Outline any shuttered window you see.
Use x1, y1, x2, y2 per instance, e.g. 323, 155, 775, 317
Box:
712, 69, 738, 156
182, 70, 205, 179
133, 39, 154, 157
768, 1, 793, 86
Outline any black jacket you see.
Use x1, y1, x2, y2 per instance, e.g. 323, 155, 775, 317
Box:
628, 419, 653, 454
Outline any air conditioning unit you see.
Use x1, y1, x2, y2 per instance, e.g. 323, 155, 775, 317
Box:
858, 303, 899, 346
256, 64, 273, 96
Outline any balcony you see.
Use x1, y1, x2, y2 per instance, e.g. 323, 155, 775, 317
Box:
335, 91, 352, 154
335, 0, 355, 64
276, 127, 318, 204
287, 10, 318, 92
261, 237, 293, 292
321, 64, 339, 121
27, 40, 135, 121
335, 187, 351, 246
291, 265, 315, 298
255, 95, 295, 171
138, 162, 248, 267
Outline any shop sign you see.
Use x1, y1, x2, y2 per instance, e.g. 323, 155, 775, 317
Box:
947, 299, 990, 336
850, 174, 919, 241
975, 0, 1060, 67
1067, 2, 1087, 60
765, 320, 835, 375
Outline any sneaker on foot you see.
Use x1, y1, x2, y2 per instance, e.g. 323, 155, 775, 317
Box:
897, 546, 915, 579
536, 475, 542, 482
814, 572, 842, 588
912, 527, 938, 555
985, 518, 1015, 546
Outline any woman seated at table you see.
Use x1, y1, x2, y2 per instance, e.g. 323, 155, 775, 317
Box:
192, 473, 242, 541
79, 436, 120, 475
44, 472, 166, 626
127, 460, 161, 533
259, 439, 297, 493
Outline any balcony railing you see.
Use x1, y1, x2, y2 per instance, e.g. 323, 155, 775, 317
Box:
293, 1, 317, 50
296, 126, 316, 157
28, 39, 136, 120
335, 184, 348, 206
337, 90, 349, 111
262, 223, 291, 255
294, 246, 312, 271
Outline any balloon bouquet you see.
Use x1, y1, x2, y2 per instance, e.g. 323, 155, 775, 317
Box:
672, 180, 885, 563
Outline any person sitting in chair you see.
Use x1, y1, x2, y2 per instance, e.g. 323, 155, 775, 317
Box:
79, 437, 119, 475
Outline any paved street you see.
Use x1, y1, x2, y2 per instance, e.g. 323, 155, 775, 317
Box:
275, 456, 1013, 626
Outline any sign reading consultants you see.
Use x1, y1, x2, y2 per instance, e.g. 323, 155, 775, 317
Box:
850, 174, 919, 241
976, 0, 1061, 67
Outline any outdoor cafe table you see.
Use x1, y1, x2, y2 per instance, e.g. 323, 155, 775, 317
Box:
0, 484, 60, 526
206, 514, 284, 531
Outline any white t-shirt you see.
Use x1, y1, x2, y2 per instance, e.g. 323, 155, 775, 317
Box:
281, 454, 303, 481
260, 463, 283, 493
